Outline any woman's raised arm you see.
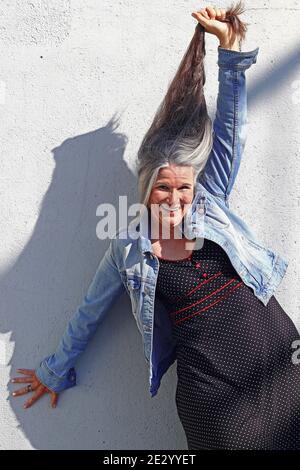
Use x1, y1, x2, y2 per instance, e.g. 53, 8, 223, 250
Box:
193, 4, 259, 206
197, 44, 259, 206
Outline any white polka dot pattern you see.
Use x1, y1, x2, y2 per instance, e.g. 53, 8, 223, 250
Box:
156, 238, 300, 450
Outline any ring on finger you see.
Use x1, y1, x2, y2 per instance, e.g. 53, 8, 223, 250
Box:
26, 384, 33, 393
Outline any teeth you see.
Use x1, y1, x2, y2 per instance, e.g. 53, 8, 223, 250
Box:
160, 205, 181, 212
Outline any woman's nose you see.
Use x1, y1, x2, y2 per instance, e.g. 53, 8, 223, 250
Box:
167, 190, 180, 205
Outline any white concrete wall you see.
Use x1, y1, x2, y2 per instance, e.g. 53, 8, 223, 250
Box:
0, 0, 299, 450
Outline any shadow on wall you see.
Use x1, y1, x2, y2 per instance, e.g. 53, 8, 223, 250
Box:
248, 46, 300, 104
1, 116, 183, 450
247, 44, 300, 313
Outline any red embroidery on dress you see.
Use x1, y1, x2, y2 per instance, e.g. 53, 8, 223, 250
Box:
186, 271, 223, 297
170, 277, 239, 317
174, 281, 243, 325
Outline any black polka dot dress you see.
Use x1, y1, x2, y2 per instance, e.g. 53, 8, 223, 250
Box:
155, 238, 300, 450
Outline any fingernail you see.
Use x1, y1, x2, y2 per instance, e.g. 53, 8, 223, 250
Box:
12, 392, 16, 396
11, 379, 15, 383
23, 404, 27, 409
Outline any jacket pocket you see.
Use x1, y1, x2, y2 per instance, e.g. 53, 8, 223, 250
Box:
126, 275, 141, 315
126, 275, 145, 334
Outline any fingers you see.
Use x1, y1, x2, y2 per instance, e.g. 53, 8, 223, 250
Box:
10, 368, 55, 409
51, 392, 59, 409
205, 6, 217, 20
191, 10, 210, 27
16, 368, 35, 375
23, 384, 46, 409
206, 6, 226, 19
11, 377, 35, 384
11, 382, 38, 397
217, 8, 226, 21
192, 6, 226, 24
11, 369, 42, 398
200, 8, 210, 20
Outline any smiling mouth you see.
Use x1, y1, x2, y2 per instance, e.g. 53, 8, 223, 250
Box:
160, 204, 181, 213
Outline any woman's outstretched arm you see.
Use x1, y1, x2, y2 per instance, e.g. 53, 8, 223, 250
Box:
11, 238, 125, 408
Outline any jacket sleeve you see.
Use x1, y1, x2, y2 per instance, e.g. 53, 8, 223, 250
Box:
197, 46, 259, 207
35, 239, 125, 393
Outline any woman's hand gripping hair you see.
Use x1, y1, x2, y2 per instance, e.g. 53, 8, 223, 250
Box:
191, 2, 248, 50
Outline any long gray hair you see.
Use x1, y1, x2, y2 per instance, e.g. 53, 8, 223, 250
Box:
131, 1, 247, 229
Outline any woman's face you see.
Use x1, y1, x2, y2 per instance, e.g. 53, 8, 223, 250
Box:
147, 164, 195, 234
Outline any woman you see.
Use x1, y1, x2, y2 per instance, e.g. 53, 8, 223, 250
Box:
11, 2, 300, 450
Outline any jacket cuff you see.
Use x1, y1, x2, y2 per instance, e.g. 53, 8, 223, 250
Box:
35, 357, 77, 393
218, 46, 259, 70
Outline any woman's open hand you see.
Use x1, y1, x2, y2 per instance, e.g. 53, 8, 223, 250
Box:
191, 5, 239, 48
10, 368, 59, 409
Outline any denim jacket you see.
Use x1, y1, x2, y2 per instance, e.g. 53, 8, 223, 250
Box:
35, 46, 289, 399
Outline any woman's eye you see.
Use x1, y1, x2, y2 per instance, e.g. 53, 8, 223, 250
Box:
157, 185, 191, 190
